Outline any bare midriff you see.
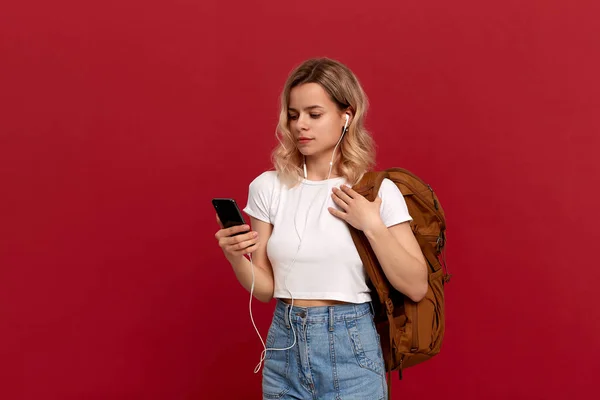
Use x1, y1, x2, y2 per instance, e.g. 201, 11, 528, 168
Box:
280, 298, 350, 307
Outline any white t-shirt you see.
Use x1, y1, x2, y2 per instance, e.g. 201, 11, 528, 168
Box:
243, 171, 413, 304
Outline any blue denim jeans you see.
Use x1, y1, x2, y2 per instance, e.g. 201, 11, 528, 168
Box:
262, 300, 387, 400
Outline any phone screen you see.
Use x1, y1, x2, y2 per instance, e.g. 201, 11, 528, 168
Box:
212, 198, 247, 231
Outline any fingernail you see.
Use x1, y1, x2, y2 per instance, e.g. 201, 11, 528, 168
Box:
253, 232, 258, 237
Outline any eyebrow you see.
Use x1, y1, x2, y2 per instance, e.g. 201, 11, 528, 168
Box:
288, 105, 325, 112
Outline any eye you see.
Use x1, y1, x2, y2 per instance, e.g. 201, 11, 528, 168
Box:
288, 114, 298, 120
310, 114, 322, 119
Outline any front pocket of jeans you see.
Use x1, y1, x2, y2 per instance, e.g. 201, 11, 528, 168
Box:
262, 318, 291, 399
265, 316, 290, 360
345, 315, 385, 376
265, 321, 276, 360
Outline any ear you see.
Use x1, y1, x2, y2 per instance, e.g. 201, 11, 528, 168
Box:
342, 108, 354, 125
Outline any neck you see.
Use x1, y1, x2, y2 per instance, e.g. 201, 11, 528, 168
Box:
303, 156, 340, 181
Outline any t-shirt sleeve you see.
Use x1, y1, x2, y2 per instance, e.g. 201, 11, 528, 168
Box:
243, 171, 274, 224
378, 178, 413, 227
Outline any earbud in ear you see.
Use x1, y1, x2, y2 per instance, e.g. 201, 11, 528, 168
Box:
342, 113, 350, 135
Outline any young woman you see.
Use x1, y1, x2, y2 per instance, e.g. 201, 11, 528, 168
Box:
214, 58, 427, 400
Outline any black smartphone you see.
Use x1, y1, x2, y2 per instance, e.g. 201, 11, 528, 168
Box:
212, 198, 248, 235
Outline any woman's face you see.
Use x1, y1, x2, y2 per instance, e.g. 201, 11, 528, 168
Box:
287, 83, 348, 159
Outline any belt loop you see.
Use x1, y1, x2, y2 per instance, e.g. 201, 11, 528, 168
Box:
328, 306, 334, 332
369, 301, 375, 317
285, 304, 291, 329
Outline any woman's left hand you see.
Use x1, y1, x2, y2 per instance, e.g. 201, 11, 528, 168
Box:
328, 185, 384, 232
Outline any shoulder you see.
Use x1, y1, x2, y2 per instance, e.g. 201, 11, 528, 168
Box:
248, 170, 281, 193
250, 170, 278, 186
377, 177, 413, 225
378, 178, 402, 196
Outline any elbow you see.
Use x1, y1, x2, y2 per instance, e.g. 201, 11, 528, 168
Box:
408, 269, 429, 303
250, 270, 274, 303
392, 279, 428, 303
255, 288, 274, 303
256, 294, 273, 303
407, 284, 428, 303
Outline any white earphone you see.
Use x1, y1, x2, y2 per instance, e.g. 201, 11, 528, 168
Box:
303, 113, 350, 180
251, 112, 352, 373
343, 113, 350, 134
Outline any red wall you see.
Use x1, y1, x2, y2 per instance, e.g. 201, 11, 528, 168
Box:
1, 0, 598, 398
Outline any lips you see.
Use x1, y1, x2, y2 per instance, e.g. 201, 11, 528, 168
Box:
298, 137, 313, 144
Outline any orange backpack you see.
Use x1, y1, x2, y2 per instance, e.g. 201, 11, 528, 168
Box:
349, 168, 451, 381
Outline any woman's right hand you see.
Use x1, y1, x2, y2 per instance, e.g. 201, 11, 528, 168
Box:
214, 214, 260, 259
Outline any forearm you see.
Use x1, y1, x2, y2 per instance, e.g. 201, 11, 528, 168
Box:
227, 254, 274, 303
363, 222, 428, 302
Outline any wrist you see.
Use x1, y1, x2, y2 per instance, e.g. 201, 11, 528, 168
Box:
363, 220, 387, 240
224, 251, 244, 264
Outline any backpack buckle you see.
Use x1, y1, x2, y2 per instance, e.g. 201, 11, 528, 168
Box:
436, 232, 446, 252
385, 298, 394, 315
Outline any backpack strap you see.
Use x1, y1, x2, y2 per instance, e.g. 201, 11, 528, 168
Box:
350, 170, 397, 388
352, 171, 388, 201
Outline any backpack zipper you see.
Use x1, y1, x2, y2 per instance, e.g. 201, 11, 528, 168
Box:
427, 184, 439, 210
411, 306, 419, 352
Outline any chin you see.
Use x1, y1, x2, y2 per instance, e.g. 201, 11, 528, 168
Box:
297, 148, 314, 157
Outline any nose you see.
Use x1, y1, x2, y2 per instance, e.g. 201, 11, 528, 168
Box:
296, 114, 310, 131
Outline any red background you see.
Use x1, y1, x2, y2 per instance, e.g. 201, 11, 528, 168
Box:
1, 0, 599, 399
